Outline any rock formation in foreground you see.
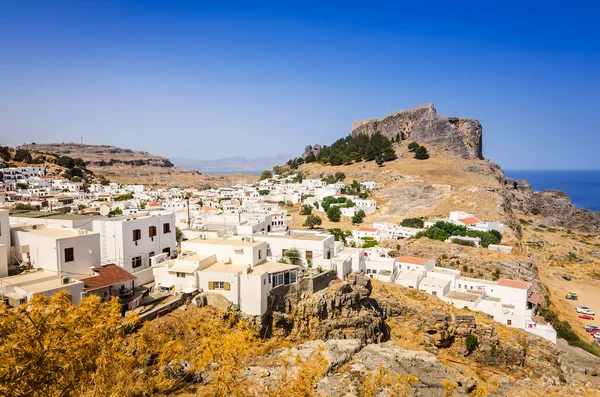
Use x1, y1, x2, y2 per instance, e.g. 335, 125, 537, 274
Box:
351, 103, 483, 160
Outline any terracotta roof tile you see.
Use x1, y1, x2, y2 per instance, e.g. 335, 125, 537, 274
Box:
498, 279, 529, 290
396, 256, 430, 265
459, 217, 481, 225
80, 264, 136, 291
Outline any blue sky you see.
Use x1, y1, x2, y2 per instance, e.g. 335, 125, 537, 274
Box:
0, 0, 598, 169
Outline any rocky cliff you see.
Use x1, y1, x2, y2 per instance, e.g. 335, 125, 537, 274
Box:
351, 103, 483, 160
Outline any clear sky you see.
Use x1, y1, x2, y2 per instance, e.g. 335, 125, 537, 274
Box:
0, 1, 598, 169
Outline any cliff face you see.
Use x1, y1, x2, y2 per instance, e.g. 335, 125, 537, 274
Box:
351, 104, 483, 160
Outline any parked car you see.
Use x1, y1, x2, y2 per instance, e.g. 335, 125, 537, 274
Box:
566, 294, 578, 300
579, 314, 595, 320
576, 305, 590, 313
584, 325, 599, 332
562, 275, 572, 281
567, 292, 579, 297
580, 309, 595, 316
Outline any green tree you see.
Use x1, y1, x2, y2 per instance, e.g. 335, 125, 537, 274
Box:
57, 156, 76, 168
303, 214, 322, 229
305, 152, 316, 163
14, 203, 37, 211
334, 172, 346, 182
283, 248, 302, 264
258, 189, 270, 196
176, 226, 184, 242
352, 210, 366, 225
111, 207, 123, 216
376, 156, 384, 167
323, 174, 336, 185
408, 142, 420, 152
466, 335, 479, 354
73, 158, 86, 167
492, 268, 501, 281
401, 218, 424, 228
300, 204, 313, 215
327, 206, 342, 222
259, 170, 273, 180
71, 176, 82, 182
414, 145, 430, 160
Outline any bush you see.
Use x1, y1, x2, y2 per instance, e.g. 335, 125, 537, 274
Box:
283, 248, 301, 264
327, 206, 342, 222
71, 176, 82, 182
258, 189, 270, 196
114, 193, 133, 202
334, 172, 346, 181
352, 210, 366, 225
491, 268, 501, 281
465, 335, 479, 354
408, 142, 420, 152
313, 132, 396, 165
329, 228, 351, 243
414, 145, 429, 160
300, 205, 313, 215
453, 239, 476, 247
401, 218, 424, 228
57, 156, 75, 169
14, 203, 37, 211
259, 170, 272, 180
303, 214, 322, 229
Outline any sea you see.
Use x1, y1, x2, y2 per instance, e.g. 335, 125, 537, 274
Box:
504, 170, 600, 213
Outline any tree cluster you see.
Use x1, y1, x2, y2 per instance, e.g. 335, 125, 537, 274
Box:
408, 142, 430, 160
416, 221, 502, 248
302, 132, 397, 167
352, 210, 366, 225
400, 218, 424, 228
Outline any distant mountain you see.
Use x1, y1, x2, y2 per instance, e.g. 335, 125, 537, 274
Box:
171, 155, 292, 174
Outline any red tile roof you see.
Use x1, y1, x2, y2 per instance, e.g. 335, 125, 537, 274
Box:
356, 227, 377, 232
80, 264, 136, 291
527, 293, 542, 305
396, 256, 430, 265
148, 201, 160, 207
459, 217, 481, 225
498, 279, 529, 290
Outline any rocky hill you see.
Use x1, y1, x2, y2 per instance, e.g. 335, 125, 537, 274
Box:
6, 143, 258, 188
351, 103, 483, 160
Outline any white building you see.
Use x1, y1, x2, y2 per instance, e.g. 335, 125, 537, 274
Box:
92, 213, 177, 273
0, 210, 10, 277
10, 225, 101, 277
0, 269, 84, 306
254, 231, 335, 265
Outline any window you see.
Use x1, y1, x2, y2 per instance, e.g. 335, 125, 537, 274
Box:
162, 247, 171, 256
306, 250, 313, 260
176, 272, 185, 278
209, 281, 230, 290
64, 247, 74, 262
133, 229, 141, 241
258, 249, 262, 260
149, 251, 155, 258
432, 291, 437, 296
163, 223, 171, 233
507, 319, 512, 326
149, 226, 157, 238
132, 256, 142, 269
458, 284, 461, 289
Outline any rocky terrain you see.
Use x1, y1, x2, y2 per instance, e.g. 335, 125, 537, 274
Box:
2, 143, 258, 188
350, 104, 483, 160
163, 274, 600, 397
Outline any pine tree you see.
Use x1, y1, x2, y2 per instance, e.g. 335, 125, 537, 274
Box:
414, 145, 430, 160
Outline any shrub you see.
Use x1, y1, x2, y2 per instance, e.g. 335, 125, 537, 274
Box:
466, 335, 479, 354
452, 239, 476, 247
491, 268, 501, 281
401, 218, 424, 228
259, 170, 272, 180
408, 142, 420, 152
414, 145, 430, 160
352, 210, 366, 225
334, 172, 346, 181
57, 156, 75, 168
258, 189, 270, 196
114, 193, 133, 202
14, 203, 37, 211
327, 206, 342, 222
300, 205, 313, 215
303, 214, 322, 229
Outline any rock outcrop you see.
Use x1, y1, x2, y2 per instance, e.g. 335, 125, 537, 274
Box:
504, 177, 600, 233
351, 103, 483, 160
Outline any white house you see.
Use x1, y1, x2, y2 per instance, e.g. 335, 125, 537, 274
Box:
254, 231, 335, 265
352, 227, 380, 242
10, 225, 101, 277
92, 213, 177, 273
0, 210, 10, 277
0, 269, 84, 306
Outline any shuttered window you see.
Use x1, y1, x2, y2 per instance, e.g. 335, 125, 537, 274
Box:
163, 223, 171, 233
209, 281, 230, 290
64, 247, 74, 262
133, 229, 141, 241
149, 226, 157, 238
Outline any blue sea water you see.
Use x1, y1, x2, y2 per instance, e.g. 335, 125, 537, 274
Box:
504, 170, 600, 213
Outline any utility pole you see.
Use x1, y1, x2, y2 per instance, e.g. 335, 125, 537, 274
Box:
187, 196, 191, 227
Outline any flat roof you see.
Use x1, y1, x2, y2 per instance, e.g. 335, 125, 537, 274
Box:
483, 296, 501, 302
248, 261, 299, 275
430, 268, 460, 275
12, 225, 95, 239
420, 277, 451, 288
9, 210, 93, 220
260, 232, 329, 241
20, 278, 83, 293
402, 270, 425, 281
445, 290, 482, 302
0, 269, 57, 285
458, 276, 498, 286
187, 238, 264, 247
200, 262, 247, 273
